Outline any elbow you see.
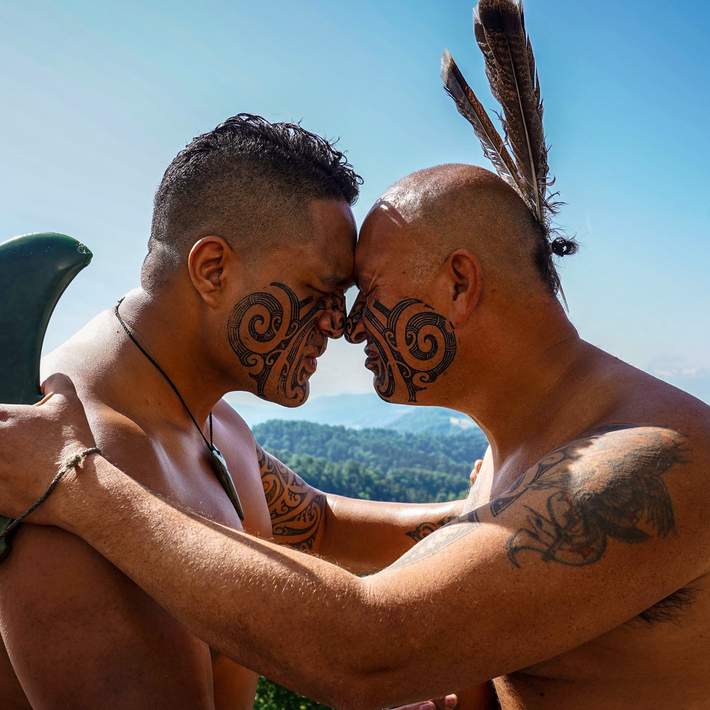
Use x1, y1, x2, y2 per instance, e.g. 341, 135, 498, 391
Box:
319, 584, 415, 709
294, 657, 391, 710
322, 667, 415, 710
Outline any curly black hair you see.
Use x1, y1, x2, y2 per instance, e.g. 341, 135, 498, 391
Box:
146, 113, 362, 279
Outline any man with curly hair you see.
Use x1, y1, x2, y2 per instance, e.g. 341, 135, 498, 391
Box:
0, 115, 466, 708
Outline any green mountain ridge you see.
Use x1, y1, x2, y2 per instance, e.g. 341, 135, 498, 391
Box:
253, 420, 488, 501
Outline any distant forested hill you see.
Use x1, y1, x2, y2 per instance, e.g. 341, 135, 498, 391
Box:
252, 420, 488, 708
226, 391, 481, 433
253, 419, 488, 502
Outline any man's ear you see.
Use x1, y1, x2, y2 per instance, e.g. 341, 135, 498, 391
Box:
187, 236, 233, 307
444, 249, 481, 327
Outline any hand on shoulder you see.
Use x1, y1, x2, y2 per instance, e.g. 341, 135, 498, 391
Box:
0, 373, 97, 525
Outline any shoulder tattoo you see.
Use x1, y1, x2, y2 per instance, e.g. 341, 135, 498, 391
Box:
504, 426, 686, 567
387, 426, 687, 573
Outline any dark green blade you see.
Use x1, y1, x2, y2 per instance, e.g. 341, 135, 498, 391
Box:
0, 232, 92, 560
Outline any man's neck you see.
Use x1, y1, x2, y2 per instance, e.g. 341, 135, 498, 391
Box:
451, 315, 612, 469
116, 288, 228, 429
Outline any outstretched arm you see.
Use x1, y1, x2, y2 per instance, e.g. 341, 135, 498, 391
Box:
256, 443, 493, 709
1, 381, 706, 708
255, 443, 466, 573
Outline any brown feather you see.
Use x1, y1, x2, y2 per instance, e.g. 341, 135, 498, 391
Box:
474, 0, 554, 227
440, 50, 525, 196
441, 1, 575, 301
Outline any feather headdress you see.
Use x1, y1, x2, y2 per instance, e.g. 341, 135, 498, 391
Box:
442, 0, 575, 264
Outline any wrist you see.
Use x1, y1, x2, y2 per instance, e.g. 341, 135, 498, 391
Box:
51, 451, 112, 534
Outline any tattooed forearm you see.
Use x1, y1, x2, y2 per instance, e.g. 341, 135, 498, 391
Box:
256, 445, 326, 552
405, 516, 457, 543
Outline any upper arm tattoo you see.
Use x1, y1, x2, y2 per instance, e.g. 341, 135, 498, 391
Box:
386, 426, 687, 573
256, 446, 326, 551
505, 427, 685, 567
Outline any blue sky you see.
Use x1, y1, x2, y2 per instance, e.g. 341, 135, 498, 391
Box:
2, 0, 709, 407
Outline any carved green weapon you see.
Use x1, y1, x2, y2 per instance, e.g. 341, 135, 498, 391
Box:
0, 232, 92, 561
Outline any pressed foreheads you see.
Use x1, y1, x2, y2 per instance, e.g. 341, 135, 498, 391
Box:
378, 164, 563, 296
144, 114, 362, 285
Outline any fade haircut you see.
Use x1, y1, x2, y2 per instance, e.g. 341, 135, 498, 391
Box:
143, 113, 362, 286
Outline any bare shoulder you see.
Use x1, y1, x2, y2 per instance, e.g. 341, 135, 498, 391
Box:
523, 420, 707, 499
42, 335, 169, 489
369, 420, 710, 691
83, 401, 169, 491
551, 423, 690, 477
210, 399, 261, 475
490, 423, 707, 564
212, 398, 255, 443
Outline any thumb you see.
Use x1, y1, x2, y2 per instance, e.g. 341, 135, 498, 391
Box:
39, 373, 79, 405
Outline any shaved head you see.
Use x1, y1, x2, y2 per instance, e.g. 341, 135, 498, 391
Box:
347, 163, 575, 408
363, 163, 557, 298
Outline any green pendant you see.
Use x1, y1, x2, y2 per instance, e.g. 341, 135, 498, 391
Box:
0, 233, 93, 561
209, 447, 245, 521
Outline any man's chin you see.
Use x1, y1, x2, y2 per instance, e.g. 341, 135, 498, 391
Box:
257, 383, 310, 408
371, 376, 405, 405
373, 389, 420, 406
370, 375, 437, 407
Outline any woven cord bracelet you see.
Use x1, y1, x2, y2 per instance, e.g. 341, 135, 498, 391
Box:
0, 446, 102, 540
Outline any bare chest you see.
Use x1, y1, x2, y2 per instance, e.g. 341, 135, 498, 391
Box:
126, 426, 272, 540
496, 587, 710, 708
470, 459, 710, 708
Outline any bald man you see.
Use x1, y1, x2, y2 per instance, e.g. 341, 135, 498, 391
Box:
2, 164, 710, 709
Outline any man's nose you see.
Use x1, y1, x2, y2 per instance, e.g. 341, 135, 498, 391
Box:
344, 301, 367, 344
317, 294, 346, 339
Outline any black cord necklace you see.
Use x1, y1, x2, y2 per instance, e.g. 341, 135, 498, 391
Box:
114, 298, 244, 521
